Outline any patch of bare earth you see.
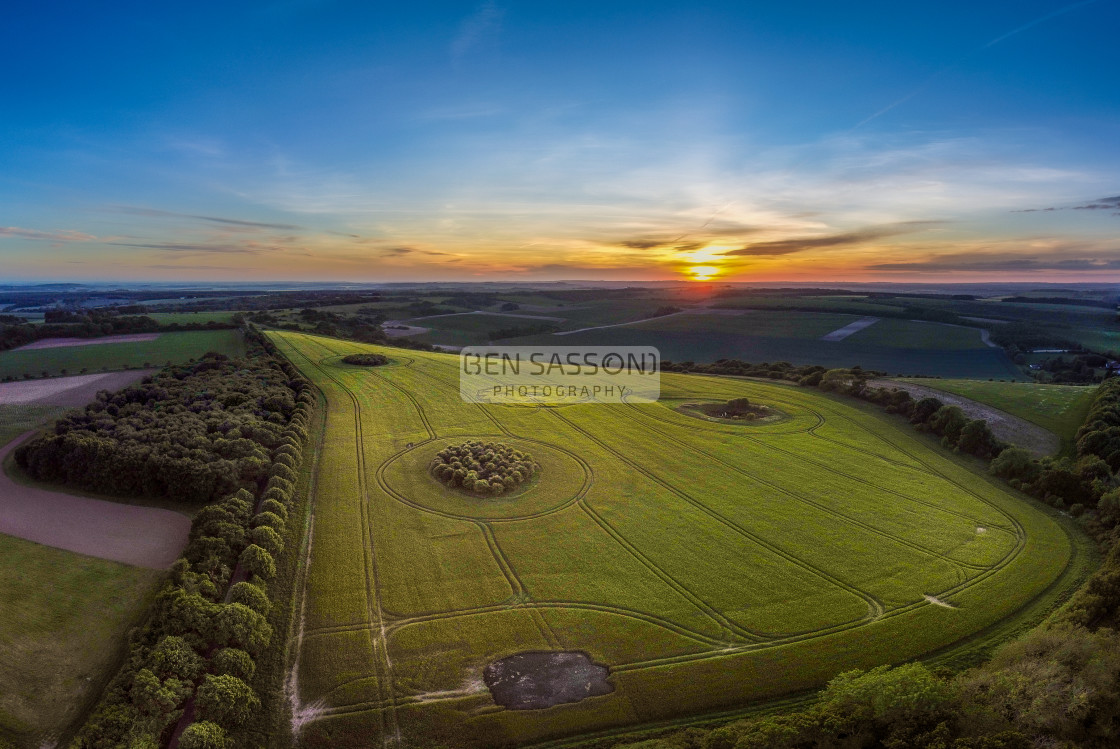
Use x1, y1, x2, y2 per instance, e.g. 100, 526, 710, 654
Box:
0, 370, 155, 407
0, 432, 190, 568
872, 379, 1059, 457
381, 321, 431, 338
12, 333, 162, 350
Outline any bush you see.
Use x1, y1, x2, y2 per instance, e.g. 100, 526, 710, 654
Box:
210, 648, 255, 681
195, 674, 260, 728
179, 721, 230, 749
228, 581, 271, 616
239, 544, 277, 580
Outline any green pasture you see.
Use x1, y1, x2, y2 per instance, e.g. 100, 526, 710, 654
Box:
509, 312, 1023, 379
0, 406, 163, 746
144, 311, 239, 325
899, 378, 1097, 448
269, 331, 1086, 748
0, 329, 245, 380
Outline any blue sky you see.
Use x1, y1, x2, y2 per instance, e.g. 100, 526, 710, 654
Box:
2, 0, 1118, 282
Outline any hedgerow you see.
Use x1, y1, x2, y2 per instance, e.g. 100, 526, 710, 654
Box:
69, 329, 315, 748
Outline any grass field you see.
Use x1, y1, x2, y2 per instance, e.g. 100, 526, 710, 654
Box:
0, 406, 164, 747
899, 379, 1098, 450
0, 329, 246, 380
269, 331, 1088, 748
144, 311, 239, 325
507, 312, 1023, 380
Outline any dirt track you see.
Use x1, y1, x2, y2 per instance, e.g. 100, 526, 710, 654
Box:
0, 370, 154, 407
13, 333, 162, 350
0, 433, 190, 568
873, 379, 1060, 456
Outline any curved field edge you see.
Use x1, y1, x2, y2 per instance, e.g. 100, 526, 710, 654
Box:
265, 332, 1091, 748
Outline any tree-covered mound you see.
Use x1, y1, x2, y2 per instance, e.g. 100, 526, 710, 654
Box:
430, 441, 540, 497
341, 353, 388, 366
698, 397, 773, 420
15, 352, 299, 504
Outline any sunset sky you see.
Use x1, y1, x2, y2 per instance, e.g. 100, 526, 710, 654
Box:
2, 1, 1118, 283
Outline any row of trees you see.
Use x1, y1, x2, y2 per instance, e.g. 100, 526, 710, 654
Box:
15, 352, 298, 504
73, 333, 314, 749
0, 310, 236, 352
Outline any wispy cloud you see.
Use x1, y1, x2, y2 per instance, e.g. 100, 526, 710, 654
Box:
113, 206, 304, 230
0, 226, 97, 241
108, 241, 269, 254
724, 222, 942, 257
451, 2, 502, 62
868, 251, 1120, 272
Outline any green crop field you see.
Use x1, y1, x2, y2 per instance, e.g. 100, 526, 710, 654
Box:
899, 379, 1098, 449
507, 312, 1023, 379
144, 311, 239, 325
0, 407, 163, 746
0, 329, 246, 380
269, 331, 1089, 748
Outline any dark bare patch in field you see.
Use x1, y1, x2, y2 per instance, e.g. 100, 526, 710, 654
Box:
483, 651, 613, 709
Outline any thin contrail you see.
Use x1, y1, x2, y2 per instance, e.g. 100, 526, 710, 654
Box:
854, 0, 1104, 129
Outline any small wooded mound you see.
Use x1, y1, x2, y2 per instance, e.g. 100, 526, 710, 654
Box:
342, 353, 389, 366
431, 441, 540, 497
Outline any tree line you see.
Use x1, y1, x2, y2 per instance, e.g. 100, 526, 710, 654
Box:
15, 351, 296, 505
71, 330, 314, 749
0, 309, 237, 353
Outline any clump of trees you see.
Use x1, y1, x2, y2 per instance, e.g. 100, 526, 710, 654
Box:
71, 330, 314, 748
699, 397, 772, 421
341, 353, 389, 366
14, 352, 297, 504
431, 441, 539, 496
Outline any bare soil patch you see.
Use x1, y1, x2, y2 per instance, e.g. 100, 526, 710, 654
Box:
0, 370, 154, 407
483, 651, 613, 709
0, 432, 190, 568
873, 379, 1060, 457
381, 321, 430, 338
13, 333, 162, 350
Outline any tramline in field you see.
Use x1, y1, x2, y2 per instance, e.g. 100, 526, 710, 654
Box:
268, 331, 1085, 748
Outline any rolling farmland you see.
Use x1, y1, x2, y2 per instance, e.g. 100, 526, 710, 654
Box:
0, 329, 246, 380
270, 331, 1088, 748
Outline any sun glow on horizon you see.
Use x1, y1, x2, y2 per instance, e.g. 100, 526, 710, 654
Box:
687, 265, 720, 281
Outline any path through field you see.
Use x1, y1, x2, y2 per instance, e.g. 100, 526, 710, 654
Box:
820, 316, 880, 341
874, 379, 1059, 456
269, 332, 1083, 748
0, 434, 190, 568
12, 333, 161, 350
0, 369, 154, 407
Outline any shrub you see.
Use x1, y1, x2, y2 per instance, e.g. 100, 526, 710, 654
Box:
239, 544, 277, 580
228, 581, 271, 616
211, 648, 255, 681
248, 525, 284, 557
195, 674, 260, 728
179, 721, 230, 749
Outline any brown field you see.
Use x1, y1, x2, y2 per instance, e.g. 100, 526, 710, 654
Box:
12, 333, 162, 350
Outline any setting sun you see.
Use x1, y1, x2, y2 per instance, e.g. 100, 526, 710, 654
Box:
688, 265, 720, 281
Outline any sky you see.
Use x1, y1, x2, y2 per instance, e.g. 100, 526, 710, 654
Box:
1, 0, 1118, 284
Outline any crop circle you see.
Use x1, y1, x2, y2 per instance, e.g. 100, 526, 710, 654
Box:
381, 437, 588, 520
430, 440, 540, 497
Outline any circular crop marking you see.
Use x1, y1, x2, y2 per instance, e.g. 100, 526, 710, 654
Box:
381, 437, 589, 520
